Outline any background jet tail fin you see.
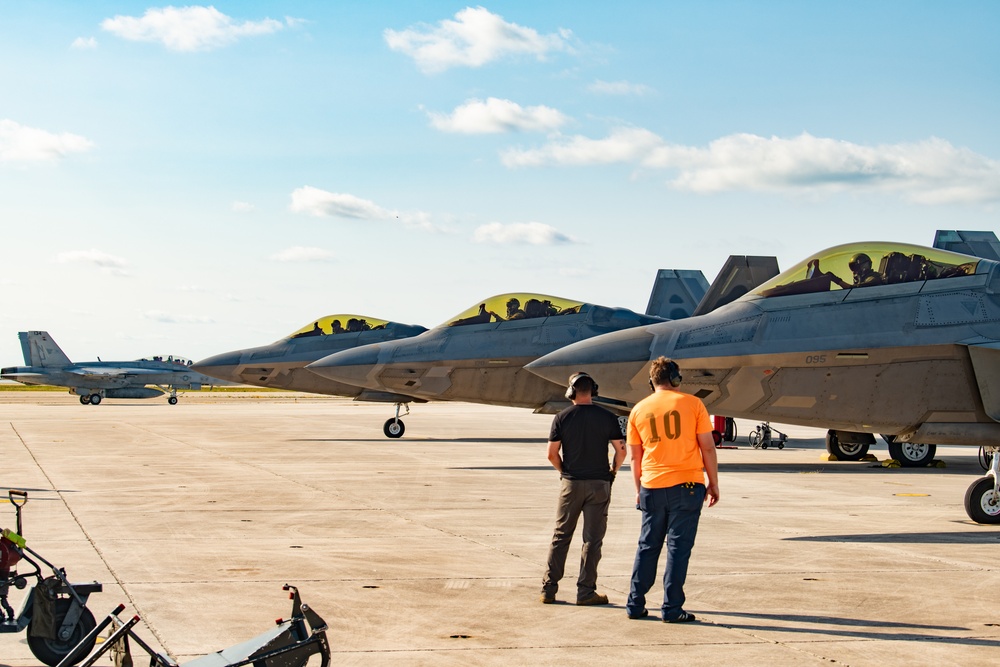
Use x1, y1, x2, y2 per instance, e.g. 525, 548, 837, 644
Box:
933, 230, 1000, 261
692, 255, 780, 316
645, 269, 709, 320
19, 331, 73, 367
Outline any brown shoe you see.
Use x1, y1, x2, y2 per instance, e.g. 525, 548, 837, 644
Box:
576, 593, 609, 606
540, 593, 556, 604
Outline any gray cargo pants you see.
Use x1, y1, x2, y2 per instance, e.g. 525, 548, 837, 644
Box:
541, 477, 612, 600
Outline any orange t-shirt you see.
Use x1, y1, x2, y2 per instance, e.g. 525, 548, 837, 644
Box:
627, 390, 712, 489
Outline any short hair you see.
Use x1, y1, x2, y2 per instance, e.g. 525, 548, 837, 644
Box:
568, 373, 596, 395
650, 356, 678, 387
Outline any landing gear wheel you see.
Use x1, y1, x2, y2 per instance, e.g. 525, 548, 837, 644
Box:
885, 435, 935, 467
89, 394, 102, 405
79, 395, 89, 405
27, 601, 97, 666
825, 430, 868, 461
168, 396, 178, 405
979, 446, 990, 471
964, 476, 1000, 524
383, 419, 405, 438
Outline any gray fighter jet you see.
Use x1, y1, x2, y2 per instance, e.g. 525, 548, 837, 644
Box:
525, 239, 1000, 524
305, 262, 777, 438
1, 331, 227, 404
192, 314, 427, 406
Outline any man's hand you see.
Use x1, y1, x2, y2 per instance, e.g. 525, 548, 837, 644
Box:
705, 481, 720, 507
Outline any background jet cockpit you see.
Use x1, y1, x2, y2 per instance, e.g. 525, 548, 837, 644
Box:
444, 293, 585, 328
288, 314, 390, 339
137, 355, 194, 366
750, 242, 981, 299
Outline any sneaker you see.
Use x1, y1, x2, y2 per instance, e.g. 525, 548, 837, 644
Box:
663, 611, 697, 623
627, 609, 649, 619
576, 593, 609, 606
540, 593, 556, 604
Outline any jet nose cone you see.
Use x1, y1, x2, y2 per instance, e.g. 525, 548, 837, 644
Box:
526, 327, 655, 397
306, 345, 382, 389
192, 351, 243, 383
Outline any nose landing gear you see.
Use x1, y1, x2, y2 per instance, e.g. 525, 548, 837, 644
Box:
383, 403, 409, 438
965, 446, 1000, 524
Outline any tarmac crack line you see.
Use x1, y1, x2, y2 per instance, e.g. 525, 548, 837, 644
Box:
8, 422, 175, 659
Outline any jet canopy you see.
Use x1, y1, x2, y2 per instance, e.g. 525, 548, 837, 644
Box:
749, 243, 981, 299
288, 314, 390, 338
138, 355, 194, 366
443, 293, 586, 328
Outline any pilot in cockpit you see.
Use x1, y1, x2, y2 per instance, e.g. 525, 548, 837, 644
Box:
807, 252, 884, 290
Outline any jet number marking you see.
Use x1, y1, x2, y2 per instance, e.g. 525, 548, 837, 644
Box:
805, 355, 827, 364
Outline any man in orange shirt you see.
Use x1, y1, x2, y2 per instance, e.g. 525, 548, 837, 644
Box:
625, 357, 719, 622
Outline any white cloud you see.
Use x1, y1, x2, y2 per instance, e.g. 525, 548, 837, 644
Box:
428, 97, 568, 134
0, 119, 94, 163
384, 6, 573, 74
289, 186, 440, 231
143, 310, 214, 324
55, 249, 129, 276
101, 6, 294, 52
269, 246, 335, 263
473, 222, 576, 245
502, 129, 1000, 204
231, 200, 254, 212
587, 79, 653, 96
71, 37, 98, 50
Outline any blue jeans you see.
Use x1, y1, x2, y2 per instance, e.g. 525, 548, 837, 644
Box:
626, 482, 705, 620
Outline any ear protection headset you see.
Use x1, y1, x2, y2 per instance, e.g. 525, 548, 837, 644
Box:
649, 360, 683, 390
566, 372, 598, 400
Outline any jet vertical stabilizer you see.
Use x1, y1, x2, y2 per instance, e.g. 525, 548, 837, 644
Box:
691, 255, 780, 316
933, 230, 1000, 261
645, 269, 709, 320
19, 331, 72, 367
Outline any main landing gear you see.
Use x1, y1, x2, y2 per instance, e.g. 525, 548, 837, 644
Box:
383, 403, 409, 438
965, 445, 1000, 524
78, 394, 102, 406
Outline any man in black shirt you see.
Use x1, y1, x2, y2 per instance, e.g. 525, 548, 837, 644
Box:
540, 372, 627, 605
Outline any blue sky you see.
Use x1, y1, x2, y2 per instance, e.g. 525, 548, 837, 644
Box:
1, 1, 998, 365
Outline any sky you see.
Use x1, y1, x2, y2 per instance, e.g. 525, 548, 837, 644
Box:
1, 1, 998, 365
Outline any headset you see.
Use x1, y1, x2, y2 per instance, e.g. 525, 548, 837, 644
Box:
649, 359, 683, 390
565, 371, 598, 400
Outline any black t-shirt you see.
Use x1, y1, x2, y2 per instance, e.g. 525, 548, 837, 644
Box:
549, 404, 622, 481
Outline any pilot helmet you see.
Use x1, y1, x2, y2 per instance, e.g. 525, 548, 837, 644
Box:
848, 253, 872, 272
506, 298, 520, 309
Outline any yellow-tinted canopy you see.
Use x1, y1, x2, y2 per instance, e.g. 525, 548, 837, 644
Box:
288, 314, 390, 338
750, 243, 981, 299
443, 293, 585, 328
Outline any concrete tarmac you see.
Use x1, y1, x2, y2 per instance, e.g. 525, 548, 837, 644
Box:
1, 391, 998, 666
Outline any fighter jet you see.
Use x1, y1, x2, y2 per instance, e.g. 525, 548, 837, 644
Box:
192, 314, 427, 404
305, 261, 777, 438
525, 240, 1000, 524
1, 331, 227, 404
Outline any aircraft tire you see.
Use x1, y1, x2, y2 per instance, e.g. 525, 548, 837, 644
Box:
383, 418, 405, 438
79, 395, 89, 405
825, 430, 868, 461
964, 476, 1000, 524
168, 396, 178, 405
89, 394, 102, 405
885, 436, 935, 467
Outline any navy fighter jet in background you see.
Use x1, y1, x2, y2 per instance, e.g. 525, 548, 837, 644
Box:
307, 260, 778, 438
1, 331, 229, 404
192, 314, 427, 404
526, 235, 1000, 524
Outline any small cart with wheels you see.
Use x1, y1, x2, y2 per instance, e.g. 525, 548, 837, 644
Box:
748, 422, 787, 449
